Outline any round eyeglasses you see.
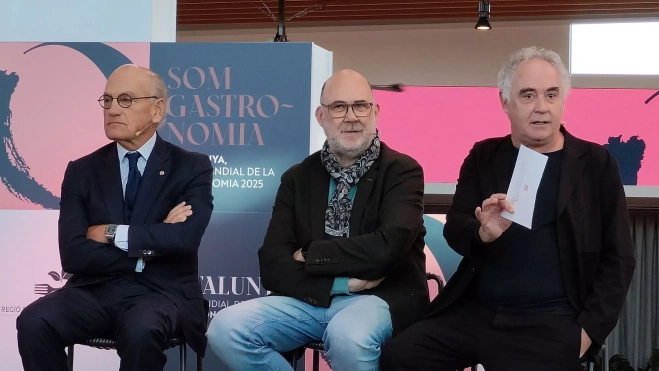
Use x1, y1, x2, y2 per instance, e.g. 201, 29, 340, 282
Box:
321, 102, 374, 118
98, 94, 159, 109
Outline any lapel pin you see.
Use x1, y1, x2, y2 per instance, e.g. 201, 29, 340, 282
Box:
159, 171, 165, 175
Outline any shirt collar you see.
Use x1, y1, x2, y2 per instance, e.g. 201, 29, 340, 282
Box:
116, 132, 157, 162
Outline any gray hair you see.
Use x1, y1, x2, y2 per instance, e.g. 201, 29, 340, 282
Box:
146, 71, 168, 128
497, 46, 571, 102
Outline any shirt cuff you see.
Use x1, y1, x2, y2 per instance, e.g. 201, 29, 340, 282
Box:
330, 277, 350, 296
135, 258, 145, 273
114, 225, 129, 251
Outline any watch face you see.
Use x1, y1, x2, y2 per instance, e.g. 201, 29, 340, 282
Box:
105, 224, 117, 237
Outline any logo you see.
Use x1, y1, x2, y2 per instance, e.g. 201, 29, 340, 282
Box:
34, 269, 71, 296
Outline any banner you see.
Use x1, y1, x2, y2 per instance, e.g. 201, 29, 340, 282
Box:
374, 86, 659, 187
0, 41, 332, 371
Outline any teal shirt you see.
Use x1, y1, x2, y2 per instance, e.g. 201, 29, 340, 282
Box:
328, 179, 357, 296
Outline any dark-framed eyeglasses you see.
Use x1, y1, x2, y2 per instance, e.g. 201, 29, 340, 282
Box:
321, 102, 374, 118
98, 94, 159, 109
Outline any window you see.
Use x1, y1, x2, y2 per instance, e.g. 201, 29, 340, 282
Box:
570, 22, 659, 75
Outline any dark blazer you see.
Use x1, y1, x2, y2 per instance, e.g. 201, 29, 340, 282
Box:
258, 143, 429, 335
428, 126, 635, 350
58, 134, 213, 356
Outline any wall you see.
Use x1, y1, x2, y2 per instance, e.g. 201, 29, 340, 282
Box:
177, 18, 659, 89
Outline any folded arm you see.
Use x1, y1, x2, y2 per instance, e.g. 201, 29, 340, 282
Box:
126, 155, 214, 258
258, 167, 336, 307
304, 158, 425, 280
58, 161, 141, 275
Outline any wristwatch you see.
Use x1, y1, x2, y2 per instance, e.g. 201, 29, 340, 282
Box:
105, 224, 118, 244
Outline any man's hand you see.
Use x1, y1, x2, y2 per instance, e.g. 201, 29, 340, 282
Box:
293, 249, 305, 262
475, 193, 514, 243
164, 201, 192, 223
580, 329, 592, 358
87, 225, 108, 243
348, 277, 385, 293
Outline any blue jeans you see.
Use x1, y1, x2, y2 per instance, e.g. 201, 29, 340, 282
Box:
206, 294, 393, 371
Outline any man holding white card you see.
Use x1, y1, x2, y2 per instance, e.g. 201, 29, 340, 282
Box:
381, 47, 635, 371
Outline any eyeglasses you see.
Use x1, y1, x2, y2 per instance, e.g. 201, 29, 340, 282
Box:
321, 102, 374, 118
98, 94, 159, 109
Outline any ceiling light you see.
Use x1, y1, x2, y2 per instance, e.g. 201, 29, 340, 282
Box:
475, 1, 492, 30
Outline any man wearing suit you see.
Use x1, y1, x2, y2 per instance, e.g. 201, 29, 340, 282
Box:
16, 65, 214, 371
381, 47, 636, 371
206, 69, 428, 371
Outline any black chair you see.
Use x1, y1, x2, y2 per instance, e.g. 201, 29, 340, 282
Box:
66, 337, 201, 371
288, 273, 444, 371
582, 344, 607, 371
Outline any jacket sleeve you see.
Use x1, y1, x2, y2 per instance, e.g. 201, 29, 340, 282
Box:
58, 161, 141, 275
443, 144, 489, 259
258, 167, 335, 307
303, 157, 425, 280
126, 154, 214, 257
577, 152, 636, 346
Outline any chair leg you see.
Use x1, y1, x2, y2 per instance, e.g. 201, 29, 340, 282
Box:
313, 350, 320, 371
196, 353, 203, 371
66, 345, 74, 371
288, 348, 301, 370
179, 344, 187, 371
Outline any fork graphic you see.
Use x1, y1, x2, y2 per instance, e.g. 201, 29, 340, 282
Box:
34, 283, 56, 296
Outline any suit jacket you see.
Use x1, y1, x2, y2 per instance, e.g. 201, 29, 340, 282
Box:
258, 143, 429, 335
428, 126, 635, 350
58, 134, 214, 356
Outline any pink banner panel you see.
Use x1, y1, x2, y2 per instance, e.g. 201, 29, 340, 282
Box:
375, 86, 659, 186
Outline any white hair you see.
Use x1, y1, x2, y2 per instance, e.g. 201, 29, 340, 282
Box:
146, 71, 168, 128
497, 46, 571, 102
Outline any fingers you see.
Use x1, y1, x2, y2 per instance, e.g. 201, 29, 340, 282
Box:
500, 199, 515, 213
292, 249, 305, 262
348, 278, 366, 293
164, 202, 193, 223
365, 278, 385, 289
482, 194, 506, 209
169, 201, 188, 213
481, 194, 512, 212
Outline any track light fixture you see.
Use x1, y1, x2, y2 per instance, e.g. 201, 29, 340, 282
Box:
475, 1, 492, 30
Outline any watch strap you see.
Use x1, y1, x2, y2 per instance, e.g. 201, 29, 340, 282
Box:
105, 224, 118, 244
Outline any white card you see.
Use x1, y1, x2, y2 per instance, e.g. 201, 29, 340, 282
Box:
500, 144, 548, 229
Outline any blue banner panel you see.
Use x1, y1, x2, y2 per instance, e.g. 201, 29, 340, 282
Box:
149, 42, 313, 371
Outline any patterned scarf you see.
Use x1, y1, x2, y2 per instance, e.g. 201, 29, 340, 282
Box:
321, 131, 381, 237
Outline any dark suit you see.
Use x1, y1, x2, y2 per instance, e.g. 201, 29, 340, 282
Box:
17, 135, 213, 371
381, 126, 635, 371
258, 142, 429, 335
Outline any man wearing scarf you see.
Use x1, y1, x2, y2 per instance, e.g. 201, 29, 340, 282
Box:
206, 69, 429, 371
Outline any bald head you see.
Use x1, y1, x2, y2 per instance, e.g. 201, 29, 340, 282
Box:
107, 64, 167, 102
102, 64, 167, 149
315, 69, 379, 166
320, 69, 373, 104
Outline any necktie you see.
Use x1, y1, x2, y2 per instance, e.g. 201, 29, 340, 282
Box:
124, 152, 142, 224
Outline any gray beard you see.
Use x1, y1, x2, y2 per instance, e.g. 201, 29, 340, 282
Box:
328, 133, 374, 165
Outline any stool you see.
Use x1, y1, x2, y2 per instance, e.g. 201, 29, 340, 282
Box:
66, 337, 201, 371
